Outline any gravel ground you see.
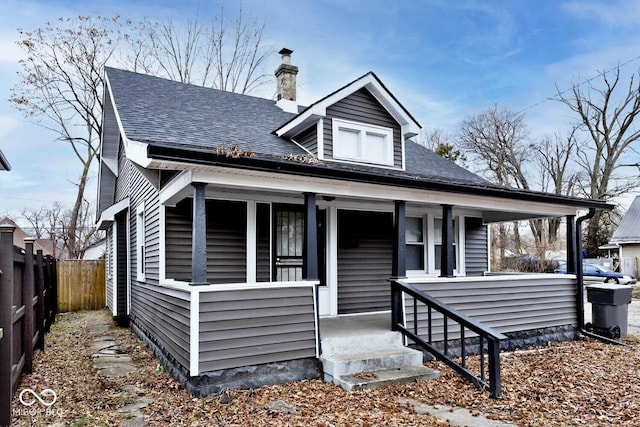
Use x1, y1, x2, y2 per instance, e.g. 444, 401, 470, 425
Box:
11, 309, 640, 426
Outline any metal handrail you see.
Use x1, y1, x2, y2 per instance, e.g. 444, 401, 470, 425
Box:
391, 279, 507, 398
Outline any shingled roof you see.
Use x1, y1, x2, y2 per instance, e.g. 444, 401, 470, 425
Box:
105, 67, 488, 186
611, 196, 640, 243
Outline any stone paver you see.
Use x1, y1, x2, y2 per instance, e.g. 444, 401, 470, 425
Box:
88, 322, 152, 427
398, 397, 518, 427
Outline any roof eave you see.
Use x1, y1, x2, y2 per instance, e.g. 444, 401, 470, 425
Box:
145, 144, 613, 211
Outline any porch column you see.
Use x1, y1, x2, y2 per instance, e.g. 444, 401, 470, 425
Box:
392, 200, 406, 278
440, 204, 455, 278
303, 193, 318, 280
566, 215, 577, 274
191, 182, 208, 285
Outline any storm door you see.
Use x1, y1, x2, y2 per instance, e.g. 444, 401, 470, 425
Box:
274, 207, 304, 281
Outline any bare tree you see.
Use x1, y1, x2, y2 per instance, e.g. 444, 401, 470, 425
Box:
556, 66, 640, 255
458, 104, 531, 188
126, 5, 272, 94
417, 129, 466, 164
20, 206, 51, 239
10, 11, 272, 258
532, 131, 581, 244
10, 16, 127, 258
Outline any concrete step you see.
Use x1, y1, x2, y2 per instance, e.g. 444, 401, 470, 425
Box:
320, 347, 424, 377
328, 366, 440, 391
321, 330, 404, 356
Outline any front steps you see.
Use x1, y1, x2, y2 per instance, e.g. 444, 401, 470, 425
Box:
320, 316, 439, 391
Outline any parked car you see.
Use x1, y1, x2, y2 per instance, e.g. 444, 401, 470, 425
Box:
555, 263, 637, 285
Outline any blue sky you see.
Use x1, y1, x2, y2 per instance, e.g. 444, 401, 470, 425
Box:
1, 0, 640, 222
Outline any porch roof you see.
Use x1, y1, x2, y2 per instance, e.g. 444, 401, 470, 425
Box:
147, 142, 612, 216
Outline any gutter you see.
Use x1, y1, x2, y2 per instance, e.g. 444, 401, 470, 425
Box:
575, 208, 626, 346
146, 144, 615, 211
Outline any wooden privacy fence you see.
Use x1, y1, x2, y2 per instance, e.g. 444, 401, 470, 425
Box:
57, 260, 106, 312
0, 225, 57, 426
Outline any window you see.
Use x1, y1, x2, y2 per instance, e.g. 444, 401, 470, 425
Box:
332, 118, 394, 166
136, 204, 145, 281
405, 214, 462, 275
406, 217, 425, 270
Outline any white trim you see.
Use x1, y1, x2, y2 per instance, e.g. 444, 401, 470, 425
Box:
112, 220, 118, 315
486, 223, 492, 272
458, 216, 466, 275
96, 198, 130, 229
313, 284, 319, 358
317, 119, 324, 160
181, 167, 578, 218
403, 273, 572, 284
289, 137, 314, 156
159, 279, 319, 293
332, 118, 394, 167
159, 170, 193, 207
159, 205, 166, 281
274, 73, 421, 139
136, 203, 146, 282
328, 206, 339, 316
104, 75, 152, 169
246, 201, 257, 283
400, 134, 406, 171
103, 157, 118, 176
126, 210, 131, 315
190, 290, 200, 376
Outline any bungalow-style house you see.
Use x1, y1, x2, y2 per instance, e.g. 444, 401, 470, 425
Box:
96, 50, 611, 395
610, 196, 640, 278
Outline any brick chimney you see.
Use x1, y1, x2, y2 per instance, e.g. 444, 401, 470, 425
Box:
275, 48, 298, 113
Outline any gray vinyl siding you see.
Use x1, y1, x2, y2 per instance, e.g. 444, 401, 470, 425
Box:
98, 87, 119, 217
337, 210, 393, 314
295, 125, 317, 155
98, 163, 116, 217
324, 88, 403, 168
165, 199, 247, 284
198, 286, 317, 372
404, 276, 577, 341
132, 284, 191, 370
165, 200, 192, 282
465, 217, 488, 276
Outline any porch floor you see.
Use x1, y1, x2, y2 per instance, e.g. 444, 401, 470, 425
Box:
320, 312, 391, 340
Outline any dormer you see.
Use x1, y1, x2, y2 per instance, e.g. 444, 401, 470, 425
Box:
274, 72, 421, 170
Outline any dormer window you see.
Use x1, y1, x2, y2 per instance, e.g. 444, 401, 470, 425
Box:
332, 118, 394, 166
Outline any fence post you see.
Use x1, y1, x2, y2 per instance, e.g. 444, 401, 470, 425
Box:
49, 256, 58, 321
23, 239, 36, 375
391, 280, 403, 331
488, 338, 502, 399
35, 249, 45, 351
0, 224, 16, 427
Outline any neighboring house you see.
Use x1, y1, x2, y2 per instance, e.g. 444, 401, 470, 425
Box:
96, 50, 611, 395
610, 195, 640, 278
0, 217, 55, 257
0, 149, 10, 171
83, 237, 106, 260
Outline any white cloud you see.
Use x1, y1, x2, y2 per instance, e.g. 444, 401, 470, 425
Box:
563, 0, 640, 26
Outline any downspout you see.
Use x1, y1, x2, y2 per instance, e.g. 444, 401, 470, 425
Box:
575, 208, 626, 346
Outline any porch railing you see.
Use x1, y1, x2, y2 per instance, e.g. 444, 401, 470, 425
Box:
391, 279, 507, 398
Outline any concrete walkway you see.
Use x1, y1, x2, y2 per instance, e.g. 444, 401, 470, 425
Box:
88, 323, 152, 427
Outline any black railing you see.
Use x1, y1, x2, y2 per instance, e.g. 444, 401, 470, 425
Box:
391, 279, 506, 398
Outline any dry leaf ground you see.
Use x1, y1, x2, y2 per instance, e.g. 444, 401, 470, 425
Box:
11, 309, 640, 426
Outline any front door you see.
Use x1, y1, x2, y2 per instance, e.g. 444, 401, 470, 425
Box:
274, 207, 304, 281
274, 206, 329, 313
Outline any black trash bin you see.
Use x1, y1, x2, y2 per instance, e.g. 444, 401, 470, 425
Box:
585, 284, 633, 338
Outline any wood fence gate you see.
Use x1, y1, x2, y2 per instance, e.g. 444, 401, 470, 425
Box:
57, 260, 106, 312
0, 224, 57, 426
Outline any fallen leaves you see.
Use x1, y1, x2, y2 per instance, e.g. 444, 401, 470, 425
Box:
11, 310, 640, 426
